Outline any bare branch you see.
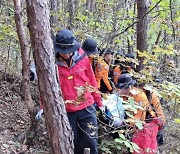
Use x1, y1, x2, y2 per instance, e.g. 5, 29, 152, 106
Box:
111, 0, 163, 39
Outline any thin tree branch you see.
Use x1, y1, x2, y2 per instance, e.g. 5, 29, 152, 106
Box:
155, 30, 162, 45
111, 0, 163, 39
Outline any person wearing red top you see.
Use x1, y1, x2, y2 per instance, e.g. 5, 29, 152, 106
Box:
54, 29, 103, 154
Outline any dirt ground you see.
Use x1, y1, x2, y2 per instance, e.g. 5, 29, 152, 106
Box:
0, 74, 180, 154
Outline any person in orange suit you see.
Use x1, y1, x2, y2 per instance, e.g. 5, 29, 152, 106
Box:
82, 39, 112, 93
82, 38, 99, 66
140, 85, 166, 124
138, 81, 165, 145
98, 49, 113, 93
113, 53, 136, 85
116, 74, 163, 153
116, 73, 154, 122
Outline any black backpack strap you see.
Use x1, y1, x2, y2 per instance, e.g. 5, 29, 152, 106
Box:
92, 58, 98, 72
146, 90, 152, 103
145, 90, 158, 120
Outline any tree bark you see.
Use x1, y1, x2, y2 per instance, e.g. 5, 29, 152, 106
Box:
86, 0, 96, 12
90, 0, 96, 12
86, 0, 91, 10
13, 0, 37, 132
50, 0, 59, 28
136, 0, 148, 71
127, 38, 133, 54
0, 0, 2, 9
67, 0, 74, 29
155, 30, 162, 45
25, 0, 74, 154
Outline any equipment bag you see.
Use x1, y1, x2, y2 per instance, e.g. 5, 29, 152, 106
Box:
132, 120, 159, 154
101, 94, 125, 128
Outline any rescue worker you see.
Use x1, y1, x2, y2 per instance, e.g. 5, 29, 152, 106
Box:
82, 39, 112, 93
54, 30, 104, 154
82, 38, 99, 70
138, 84, 165, 124
116, 74, 163, 153
138, 81, 165, 145
125, 53, 136, 71
113, 53, 135, 85
116, 73, 153, 122
98, 49, 113, 93
125, 53, 135, 59
114, 50, 124, 66
113, 51, 125, 84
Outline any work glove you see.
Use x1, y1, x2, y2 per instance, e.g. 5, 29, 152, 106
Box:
35, 109, 44, 121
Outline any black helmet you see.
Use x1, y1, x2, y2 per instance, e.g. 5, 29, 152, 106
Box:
117, 50, 124, 57
125, 53, 134, 59
114, 50, 125, 65
116, 73, 136, 89
54, 29, 80, 54
103, 48, 113, 56
82, 38, 99, 56
153, 75, 162, 83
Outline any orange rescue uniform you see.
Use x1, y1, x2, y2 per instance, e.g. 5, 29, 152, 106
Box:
113, 65, 132, 84
121, 87, 155, 122
89, 57, 112, 91
144, 89, 166, 124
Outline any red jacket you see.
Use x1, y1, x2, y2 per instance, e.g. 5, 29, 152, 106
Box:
57, 48, 102, 112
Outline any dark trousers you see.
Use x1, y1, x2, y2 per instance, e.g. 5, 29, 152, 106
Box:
67, 105, 98, 154
157, 126, 164, 145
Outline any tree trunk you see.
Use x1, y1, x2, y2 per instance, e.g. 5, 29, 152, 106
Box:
13, 0, 38, 145
50, 0, 59, 28
74, 0, 79, 14
169, 0, 178, 67
90, 0, 96, 12
50, 0, 57, 28
155, 30, 162, 45
67, 0, 74, 30
86, 0, 91, 10
127, 38, 133, 54
136, 0, 148, 71
86, 0, 96, 12
25, 0, 74, 154
0, 0, 2, 9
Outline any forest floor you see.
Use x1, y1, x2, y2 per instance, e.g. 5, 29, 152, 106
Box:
0, 73, 180, 154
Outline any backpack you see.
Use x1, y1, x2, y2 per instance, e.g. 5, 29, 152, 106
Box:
101, 94, 125, 128
145, 90, 157, 122
132, 121, 159, 154
92, 57, 98, 72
